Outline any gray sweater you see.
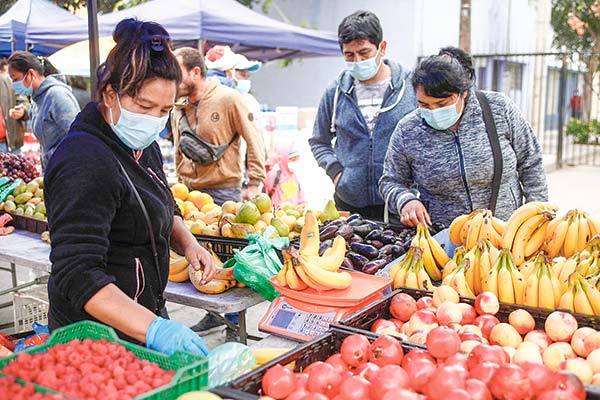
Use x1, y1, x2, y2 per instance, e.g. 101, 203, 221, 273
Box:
379, 90, 548, 226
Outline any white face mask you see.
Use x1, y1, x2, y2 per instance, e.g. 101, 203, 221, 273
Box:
109, 95, 168, 150
236, 79, 251, 94
346, 48, 382, 81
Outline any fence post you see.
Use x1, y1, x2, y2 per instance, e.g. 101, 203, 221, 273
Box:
556, 54, 568, 169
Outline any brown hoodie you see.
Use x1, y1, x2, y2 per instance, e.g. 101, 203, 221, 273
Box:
172, 78, 266, 190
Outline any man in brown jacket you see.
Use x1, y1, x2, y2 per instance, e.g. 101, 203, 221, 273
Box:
172, 47, 266, 205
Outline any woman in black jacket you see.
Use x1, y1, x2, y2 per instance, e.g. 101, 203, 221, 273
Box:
45, 19, 215, 356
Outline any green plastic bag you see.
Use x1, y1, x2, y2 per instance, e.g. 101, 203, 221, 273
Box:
232, 227, 289, 301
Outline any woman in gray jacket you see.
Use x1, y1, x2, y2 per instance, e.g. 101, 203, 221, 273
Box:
380, 47, 548, 228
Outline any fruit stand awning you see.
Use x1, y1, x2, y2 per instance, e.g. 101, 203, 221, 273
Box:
0, 0, 83, 56
34, 0, 341, 62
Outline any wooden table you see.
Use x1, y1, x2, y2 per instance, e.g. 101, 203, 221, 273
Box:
0, 230, 266, 343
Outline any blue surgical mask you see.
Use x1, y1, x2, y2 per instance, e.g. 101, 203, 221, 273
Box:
346, 49, 382, 81
12, 73, 33, 97
420, 96, 464, 130
109, 95, 168, 150
237, 79, 251, 94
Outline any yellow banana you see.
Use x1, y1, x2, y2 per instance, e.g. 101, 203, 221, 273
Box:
404, 267, 419, 290
300, 235, 346, 272
525, 220, 549, 258
194, 279, 235, 294
300, 258, 352, 290
460, 219, 472, 246
489, 243, 500, 266
425, 227, 451, 267
491, 216, 506, 235
449, 213, 471, 245
511, 213, 548, 266
581, 279, 600, 316
544, 219, 570, 258
299, 210, 320, 256
393, 264, 408, 289
577, 257, 594, 276
169, 256, 190, 274
577, 213, 591, 253
563, 212, 580, 258
479, 245, 492, 292
558, 256, 578, 292
252, 348, 293, 365
276, 262, 288, 287
574, 279, 594, 315
503, 203, 546, 250
294, 263, 332, 292
523, 268, 540, 308
558, 288, 575, 312
498, 264, 515, 304
519, 259, 537, 280
387, 258, 403, 280
510, 265, 526, 305
587, 216, 600, 237
416, 261, 433, 291
214, 267, 235, 281
419, 232, 442, 281
286, 262, 308, 291
449, 268, 476, 297
466, 212, 484, 250
484, 263, 499, 296
168, 268, 190, 283
587, 256, 600, 277
537, 266, 555, 309
205, 245, 224, 269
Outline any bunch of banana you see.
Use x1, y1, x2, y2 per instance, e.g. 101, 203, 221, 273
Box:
448, 209, 505, 249
442, 246, 466, 279
409, 223, 450, 281
503, 202, 558, 265
483, 249, 526, 304
559, 272, 600, 316
552, 255, 579, 292
169, 249, 190, 282
464, 238, 500, 295
543, 209, 600, 258
388, 246, 433, 291
577, 250, 600, 277
185, 244, 238, 294
579, 234, 600, 262
522, 253, 562, 309
442, 256, 475, 297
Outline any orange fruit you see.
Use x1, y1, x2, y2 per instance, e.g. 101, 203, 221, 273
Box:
188, 191, 214, 210
201, 203, 220, 214
171, 183, 189, 201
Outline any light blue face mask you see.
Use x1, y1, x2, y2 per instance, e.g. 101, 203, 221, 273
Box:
236, 79, 251, 94
109, 95, 168, 150
12, 73, 33, 97
346, 49, 382, 81
420, 95, 464, 131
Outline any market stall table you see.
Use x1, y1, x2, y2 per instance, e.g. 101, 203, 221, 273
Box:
0, 230, 266, 343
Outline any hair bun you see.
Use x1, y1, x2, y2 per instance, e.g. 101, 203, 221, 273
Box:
113, 18, 144, 45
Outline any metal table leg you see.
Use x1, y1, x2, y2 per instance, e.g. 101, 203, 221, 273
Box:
238, 309, 247, 345
10, 262, 17, 288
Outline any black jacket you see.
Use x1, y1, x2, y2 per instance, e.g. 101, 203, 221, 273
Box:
45, 103, 177, 339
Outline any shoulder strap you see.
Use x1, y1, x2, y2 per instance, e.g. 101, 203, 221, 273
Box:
180, 107, 238, 145
267, 169, 283, 197
475, 91, 503, 214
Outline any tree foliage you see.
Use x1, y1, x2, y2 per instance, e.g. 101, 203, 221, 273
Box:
551, 0, 600, 63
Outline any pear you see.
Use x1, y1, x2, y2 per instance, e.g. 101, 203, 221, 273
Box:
319, 200, 340, 223
230, 223, 256, 238
235, 201, 261, 225
251, 193, 272, 214
270, 217, 290, 238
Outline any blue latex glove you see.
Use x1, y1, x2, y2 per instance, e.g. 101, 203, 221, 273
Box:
146, 317, 209, 356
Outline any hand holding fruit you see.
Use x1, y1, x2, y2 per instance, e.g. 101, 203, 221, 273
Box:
184, 241, 215, 285
146, 317, 209, 356
400, 200, 431, 227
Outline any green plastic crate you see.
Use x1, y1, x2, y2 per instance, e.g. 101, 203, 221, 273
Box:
0, 320, 208, 399
0, 373, 68, 398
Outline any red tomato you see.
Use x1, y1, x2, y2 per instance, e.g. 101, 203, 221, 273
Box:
369, 335, 403, 367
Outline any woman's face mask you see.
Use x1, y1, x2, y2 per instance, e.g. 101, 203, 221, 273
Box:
236, 79, 252, 94
109, 95, 168, 150
12, 71, 33, 97
346, 48, 382, 82
419, 94, 464, 131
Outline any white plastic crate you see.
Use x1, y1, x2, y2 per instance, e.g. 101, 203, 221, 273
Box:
12, 285, 49, 333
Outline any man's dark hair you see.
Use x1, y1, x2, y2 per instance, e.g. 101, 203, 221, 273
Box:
337, 10, 383, 49
412, 46, 475, 98
174, 47, 207, 78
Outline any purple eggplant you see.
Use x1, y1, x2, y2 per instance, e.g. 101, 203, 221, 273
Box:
364, 229, 383, 241
324, 219, 345, 229
350, 242, 379, 259
336, 224, 354, 240
363, 219, 382, 230
349, 234, 363, 244
379, 234, 396, 245
361, 259, 389, 275
346, 213, 362, 223
367, 240, 384, 249
319, 225, 338, 241
319, 239, 333, 256
379, 244, 395, 255
382, 229, 396, 236
347, 252, 369, 270
341, 257, 354, 270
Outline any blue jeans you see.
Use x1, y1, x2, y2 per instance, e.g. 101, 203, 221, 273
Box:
0, 142, 19, 154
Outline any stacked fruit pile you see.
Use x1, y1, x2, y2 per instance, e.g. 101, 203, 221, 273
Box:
0, 153, 39, 183
362, 286, 600, 387
0, 177, 45, 220
276, 211, 352, 291
168, 248, 243, 295
260, 328, 587, 400
0, 376, 64, 399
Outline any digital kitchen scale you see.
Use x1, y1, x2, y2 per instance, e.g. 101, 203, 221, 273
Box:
259, 272, 392, 341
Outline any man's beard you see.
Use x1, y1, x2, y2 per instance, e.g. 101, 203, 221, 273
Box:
178, 81, 196, 97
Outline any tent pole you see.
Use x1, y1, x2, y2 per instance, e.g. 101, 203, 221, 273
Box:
87, 0, 100, 100
197, 39, 203, 52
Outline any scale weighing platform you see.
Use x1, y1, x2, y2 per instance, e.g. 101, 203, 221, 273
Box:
259, 272, 392, 341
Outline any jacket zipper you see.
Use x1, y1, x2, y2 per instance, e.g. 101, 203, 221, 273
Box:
452, 132, 474, 211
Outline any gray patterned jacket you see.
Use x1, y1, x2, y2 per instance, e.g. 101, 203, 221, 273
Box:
379, 90, 548, 226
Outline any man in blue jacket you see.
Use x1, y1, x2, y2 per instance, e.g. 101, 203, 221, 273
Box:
309, 10, 417, 220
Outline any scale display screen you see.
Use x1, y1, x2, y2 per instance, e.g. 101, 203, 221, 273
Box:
271, 309, 295, 329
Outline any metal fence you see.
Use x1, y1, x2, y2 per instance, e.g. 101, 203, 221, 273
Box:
471, 52, 600, 169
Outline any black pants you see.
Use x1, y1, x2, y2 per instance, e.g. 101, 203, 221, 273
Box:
334, 194, 399, 222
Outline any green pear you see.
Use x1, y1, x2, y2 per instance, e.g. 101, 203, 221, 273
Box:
319, 200, 340, 223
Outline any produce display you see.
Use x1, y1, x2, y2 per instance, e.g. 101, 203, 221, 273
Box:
449, 208, 506, 249
259, 329, 587, 400
0, 153, 39, 183
0, 376, 64, 399
0, 177, 45, 220
1, 338, 175, 400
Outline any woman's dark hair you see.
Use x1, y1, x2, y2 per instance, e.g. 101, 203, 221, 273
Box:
337, 10, 383, 49
411, 46, 475, 98
97, 18, 181, 99
8, 51, 58, 77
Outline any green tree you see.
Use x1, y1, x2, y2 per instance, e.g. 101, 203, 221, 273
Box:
551, 0, 600, 120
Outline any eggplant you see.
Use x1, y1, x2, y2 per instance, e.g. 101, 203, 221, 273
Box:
319, 225, 338, 241
326, 219, 346, 228
349, 234, 363, 244
350, 242, 379, 259
336, 224, 354, 240
346, 213, 362, 223
348, 218, 366, 228
341, 257, 354, 270
379, 244, 394, 256
388, 244, 404, 258
363, 219, 383, 231
364, 229, 383, 241
319, 239, 333, 256
361, 259, 388, 275
382, 229, 396, 236
347, 252, 369, 270
367, 240, 384, 249
380, 234, 396, 245
352, 223, 373, 238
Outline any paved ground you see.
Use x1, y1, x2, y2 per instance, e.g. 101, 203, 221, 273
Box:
1, 164, 598, 350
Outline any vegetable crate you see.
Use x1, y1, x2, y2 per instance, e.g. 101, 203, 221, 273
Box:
0, 320, 208, 400
194, 235, 248, 261
0, 373, 67, 399
2, 212, 48, 234
213, 326, 423, 399
12, 285, 49, 333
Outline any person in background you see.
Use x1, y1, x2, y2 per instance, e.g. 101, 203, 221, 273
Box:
172, 47, 266, 341
45, 18, 214, 355
263, 145, 305, 207
570, 88, 583, 119
232, 54, 262, 116
0, 66, 29, 154
379, 47, 548, 230
0, 58, 8, 75
204, 45, 237, 89
309, 10, 417, 220
7, 52, 80, 170
68, 75, 92, 109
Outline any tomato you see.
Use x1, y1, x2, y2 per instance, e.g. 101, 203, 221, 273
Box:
426, 326, 461, 360
370, 364, 409, 399
307, 361, 343, 398
369, 335, 403, 367
340, 334, 371, 367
